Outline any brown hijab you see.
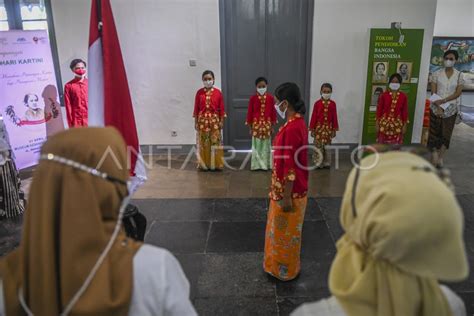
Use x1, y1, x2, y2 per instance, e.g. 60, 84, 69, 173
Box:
0, 127, 141, 315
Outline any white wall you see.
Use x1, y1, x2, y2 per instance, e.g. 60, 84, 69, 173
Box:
310, 0, 438, 144
53, 0, 467, 145
434, 0, 474, 37
51, 0, 221, 145
434, 0, 474, 107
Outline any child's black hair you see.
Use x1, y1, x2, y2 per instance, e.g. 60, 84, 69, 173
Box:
255, 77, 268, 86
275, 82, 306, 115
320, 83, 333, 92
202, 70, 215, 80
389, 73, 403, 84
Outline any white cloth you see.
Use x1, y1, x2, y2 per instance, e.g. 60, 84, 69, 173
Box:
291, 285, 466, 316
0, 245, 197, 316
431, 68, 465, 118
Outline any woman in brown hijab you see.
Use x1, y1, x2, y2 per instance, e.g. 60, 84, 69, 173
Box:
0, 127, 196, 316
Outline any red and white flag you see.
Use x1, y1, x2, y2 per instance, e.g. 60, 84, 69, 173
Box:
88, 0, 147, 192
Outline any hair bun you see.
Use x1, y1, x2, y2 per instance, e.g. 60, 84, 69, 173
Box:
294, 99, 306, 115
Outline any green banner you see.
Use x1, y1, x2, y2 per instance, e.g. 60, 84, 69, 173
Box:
361, 28, 425, 145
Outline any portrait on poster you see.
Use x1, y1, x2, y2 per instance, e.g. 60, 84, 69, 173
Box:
373, 62, 388, 83
371, 85, 386, 107
397, 62, 413, 83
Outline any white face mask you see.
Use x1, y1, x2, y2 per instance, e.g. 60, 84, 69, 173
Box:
275, 101, 287, 119
321, 93, 332, 100
389, 83, 401, 91
444, 60, 455, 68
203, 80, 214, 89
257, 87, 267, 96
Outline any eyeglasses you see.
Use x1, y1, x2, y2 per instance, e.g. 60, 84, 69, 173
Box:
40, 153, 127, 186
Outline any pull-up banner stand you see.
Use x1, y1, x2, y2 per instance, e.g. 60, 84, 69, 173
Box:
0, 30, 64, 169
361, 28, 425, 145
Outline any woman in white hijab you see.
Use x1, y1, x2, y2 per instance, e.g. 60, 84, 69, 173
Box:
292, 151, 468, 316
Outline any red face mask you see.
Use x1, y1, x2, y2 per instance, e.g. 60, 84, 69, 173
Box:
74, 69, 86, 76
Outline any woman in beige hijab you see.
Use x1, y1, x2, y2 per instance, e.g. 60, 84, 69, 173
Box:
0, 127, 196, 316
292, 151, 468, 316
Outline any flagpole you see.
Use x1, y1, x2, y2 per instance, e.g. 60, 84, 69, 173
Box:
97, 0, 103, 35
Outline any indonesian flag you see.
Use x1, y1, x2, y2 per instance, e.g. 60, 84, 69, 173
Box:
88, 0, 147, 192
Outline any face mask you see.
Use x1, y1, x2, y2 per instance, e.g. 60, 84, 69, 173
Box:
74, 69, 86, 77
444, 60, 455, 68
257, 87, 267, 96
321, 93, 332, 100
389, 83, 401, 91
203, 80, 214, 89
275, 101, 287, 119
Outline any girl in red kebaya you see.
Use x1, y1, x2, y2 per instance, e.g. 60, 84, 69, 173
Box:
309, 83, 339, 168
376, 73, 409, 144
246, 77, 277, 170
193, 70, 226, 170
264, 82, 308, 281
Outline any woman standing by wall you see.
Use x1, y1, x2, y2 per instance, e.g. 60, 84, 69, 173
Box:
246, 77, 277, 171
264, 83, 308, 281
428, 50, 464, 167
193, 70, 226, 171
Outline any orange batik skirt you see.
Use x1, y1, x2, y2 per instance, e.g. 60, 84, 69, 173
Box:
264, 197, 307, 281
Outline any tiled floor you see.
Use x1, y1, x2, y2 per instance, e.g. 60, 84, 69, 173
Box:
1, 123, 474, 315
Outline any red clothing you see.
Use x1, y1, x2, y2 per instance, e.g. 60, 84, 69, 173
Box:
309, 99, 339, 145
423, 99, 431, 128
270, 114, 308, 201
376, 90, 409, 144
246, 93, 277, 139
64, 78, 88, 127
193, 88, 226, 133
193, 88, 226, 118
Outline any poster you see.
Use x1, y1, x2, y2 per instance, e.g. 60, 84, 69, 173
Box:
361, 28, 424, 145
429, 37, 474, 91
0, 30, 64, 169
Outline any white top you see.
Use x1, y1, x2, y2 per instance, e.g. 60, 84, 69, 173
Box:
0, 245, 197, 316
431, 68, 465, 117
291, 285, 466, 316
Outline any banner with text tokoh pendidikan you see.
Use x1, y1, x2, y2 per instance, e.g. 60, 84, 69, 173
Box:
361, 28, 425, 145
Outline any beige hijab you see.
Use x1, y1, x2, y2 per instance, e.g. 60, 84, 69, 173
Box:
330, 151, 468, 316
0, 127, 141, 315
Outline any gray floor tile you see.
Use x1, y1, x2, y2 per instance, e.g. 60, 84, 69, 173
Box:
214, 198, 268, 222
145, 221, 210, 254
206, 222, 266, 253
133, 199, 215, 222
196, 253, 275, 298
194, 297, 278, 316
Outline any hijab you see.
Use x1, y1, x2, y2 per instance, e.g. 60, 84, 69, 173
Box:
330, 151, 468, 316
0, 127, 141, 315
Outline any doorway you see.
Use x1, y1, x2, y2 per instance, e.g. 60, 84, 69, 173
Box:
220, 0, 314, 149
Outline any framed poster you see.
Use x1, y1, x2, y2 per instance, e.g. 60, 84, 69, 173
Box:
429, 37, 474, 91
361, 28, 424, 145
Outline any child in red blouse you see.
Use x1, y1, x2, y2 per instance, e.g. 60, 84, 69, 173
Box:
246, 77, 277, 170
193, 70, 226, 170
375, 73, 408, 145
309, 83, 339, 169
